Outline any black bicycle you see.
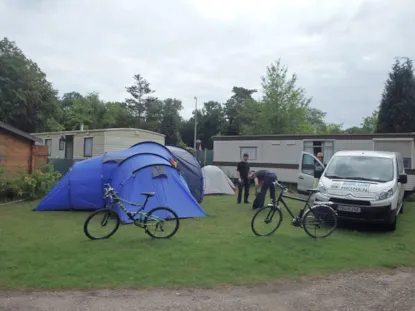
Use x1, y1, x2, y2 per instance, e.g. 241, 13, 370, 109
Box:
251, 181, 338, 239
83, 183, 180, 240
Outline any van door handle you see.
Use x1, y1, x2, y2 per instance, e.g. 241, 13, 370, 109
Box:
298, 176, 304, 180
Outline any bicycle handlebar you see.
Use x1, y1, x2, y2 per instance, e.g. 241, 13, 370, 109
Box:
103, 183, 115, 198
272, 180, 290, 192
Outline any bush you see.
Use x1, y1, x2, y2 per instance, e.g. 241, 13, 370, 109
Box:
0, 163, 62, 201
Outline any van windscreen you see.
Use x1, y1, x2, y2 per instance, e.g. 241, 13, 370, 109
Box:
324, 155, 394, 182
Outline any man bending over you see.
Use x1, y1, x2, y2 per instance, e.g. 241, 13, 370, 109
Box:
252, 169, 277, 208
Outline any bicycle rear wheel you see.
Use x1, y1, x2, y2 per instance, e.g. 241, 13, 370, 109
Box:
251, 205, 283, 236
302, 205, 337, 238
144, 207, 180, 239
83, 208, 120, 240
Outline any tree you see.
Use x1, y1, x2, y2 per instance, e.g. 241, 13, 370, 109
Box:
160, 98, 183, 145
179, 118, 196, 147
242, 59, 313, 135
103, 101, 135, 128
143, 98, 164, 132
306, 108, 344, 134
0, 37, 61, 132
125, 74, 154, 127
59, 92, 137, 130
223, 86, 257, 135
377, 57, 415, 133
60, 92, 108, 130
238, 97, 266, 135
344, 110, 378, 134
198, 101, 226, 149
361, 110, 378, 133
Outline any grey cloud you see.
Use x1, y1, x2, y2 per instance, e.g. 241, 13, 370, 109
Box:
1, 0, 414, 128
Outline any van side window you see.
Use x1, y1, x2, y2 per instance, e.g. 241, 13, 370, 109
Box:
397, 156, 404, 174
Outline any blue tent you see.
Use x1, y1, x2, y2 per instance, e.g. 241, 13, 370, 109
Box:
166, 146, 204, 203
35, 141, 206, 223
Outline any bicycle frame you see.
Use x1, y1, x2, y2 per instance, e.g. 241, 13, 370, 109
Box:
105, 190, 163, 224
280, 191, 314, 218
271, 184, 315, 219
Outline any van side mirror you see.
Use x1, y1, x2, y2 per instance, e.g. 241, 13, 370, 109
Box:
398, 174, 407, 184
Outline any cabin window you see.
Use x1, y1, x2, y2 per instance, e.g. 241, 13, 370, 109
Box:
59, 138, 65, 150
403, 157, 412, 169
240, 147, 257, 160
84, 137, 93, 157
303, 141, 333, 164
44, 139, 52, 156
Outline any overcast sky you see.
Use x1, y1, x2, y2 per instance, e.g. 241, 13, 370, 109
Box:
1, 0, 414, 128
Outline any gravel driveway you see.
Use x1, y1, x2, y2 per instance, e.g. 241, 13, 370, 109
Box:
1, 268, 415, 311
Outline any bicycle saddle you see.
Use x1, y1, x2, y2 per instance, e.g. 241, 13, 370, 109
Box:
141, 192, 155, 197
306, 188, 321, 193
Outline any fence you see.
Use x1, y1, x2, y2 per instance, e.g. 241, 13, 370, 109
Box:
195, 149, 213, 167
31, 145, 49, 173
48, 158, 82, 175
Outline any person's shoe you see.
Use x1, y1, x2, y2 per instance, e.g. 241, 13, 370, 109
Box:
244, 201, 250, 204
237, 201, 241, 204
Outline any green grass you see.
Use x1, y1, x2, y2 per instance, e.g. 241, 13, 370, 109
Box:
1, 196, 415, 290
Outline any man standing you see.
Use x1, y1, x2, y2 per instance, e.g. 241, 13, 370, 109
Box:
237, 153, 250, 204
314, 152, 325, 188
252, 169, 277, 208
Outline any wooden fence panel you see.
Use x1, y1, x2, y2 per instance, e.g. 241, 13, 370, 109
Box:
31, 145, 48, 172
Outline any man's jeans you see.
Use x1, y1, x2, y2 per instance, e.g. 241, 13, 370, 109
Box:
237, 178, 250, 203
256, 173, 277, 207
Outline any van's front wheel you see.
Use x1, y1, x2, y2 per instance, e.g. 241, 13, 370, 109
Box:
385, 215, 397, 232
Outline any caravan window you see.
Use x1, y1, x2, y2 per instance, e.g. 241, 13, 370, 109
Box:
59, 138, 65, 150
84, 137, 93, 157
240, 147, 257, 160
303, 140, 333, 164
44, 139, 52, 156
403, 157, 412, 169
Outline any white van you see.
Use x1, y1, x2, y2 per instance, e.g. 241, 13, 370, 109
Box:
298, 150, 407, 231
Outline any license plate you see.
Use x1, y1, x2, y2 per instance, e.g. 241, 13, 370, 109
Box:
337, 205, 361, 213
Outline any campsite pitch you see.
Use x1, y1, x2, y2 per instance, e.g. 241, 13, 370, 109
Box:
1, 195, 415, 290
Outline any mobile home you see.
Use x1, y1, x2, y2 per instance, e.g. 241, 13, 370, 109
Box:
212, 133, 415, 192
32, 128, 165, 159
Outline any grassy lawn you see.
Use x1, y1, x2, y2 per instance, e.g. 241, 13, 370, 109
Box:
1, 195, 415, 290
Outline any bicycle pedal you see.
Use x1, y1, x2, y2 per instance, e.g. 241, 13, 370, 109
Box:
292, 218, 301, 227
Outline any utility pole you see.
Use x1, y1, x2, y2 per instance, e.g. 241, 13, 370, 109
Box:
193, 96, 198, 150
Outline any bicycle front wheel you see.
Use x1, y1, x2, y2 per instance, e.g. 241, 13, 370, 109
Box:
302, 205, 337, 239
251, 206, 283, 236
83, 208, 120, 240
144, 207, 180, 239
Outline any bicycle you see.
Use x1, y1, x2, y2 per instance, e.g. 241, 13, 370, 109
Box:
83, 183, 180, 240
251, 180, 338, 239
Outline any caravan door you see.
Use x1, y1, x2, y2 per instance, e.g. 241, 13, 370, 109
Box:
297, 152, 325, 193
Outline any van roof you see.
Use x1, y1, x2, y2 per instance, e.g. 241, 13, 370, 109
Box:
333, 150, 398, 158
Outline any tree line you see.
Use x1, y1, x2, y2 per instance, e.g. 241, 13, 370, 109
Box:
1, 37, 414, 150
